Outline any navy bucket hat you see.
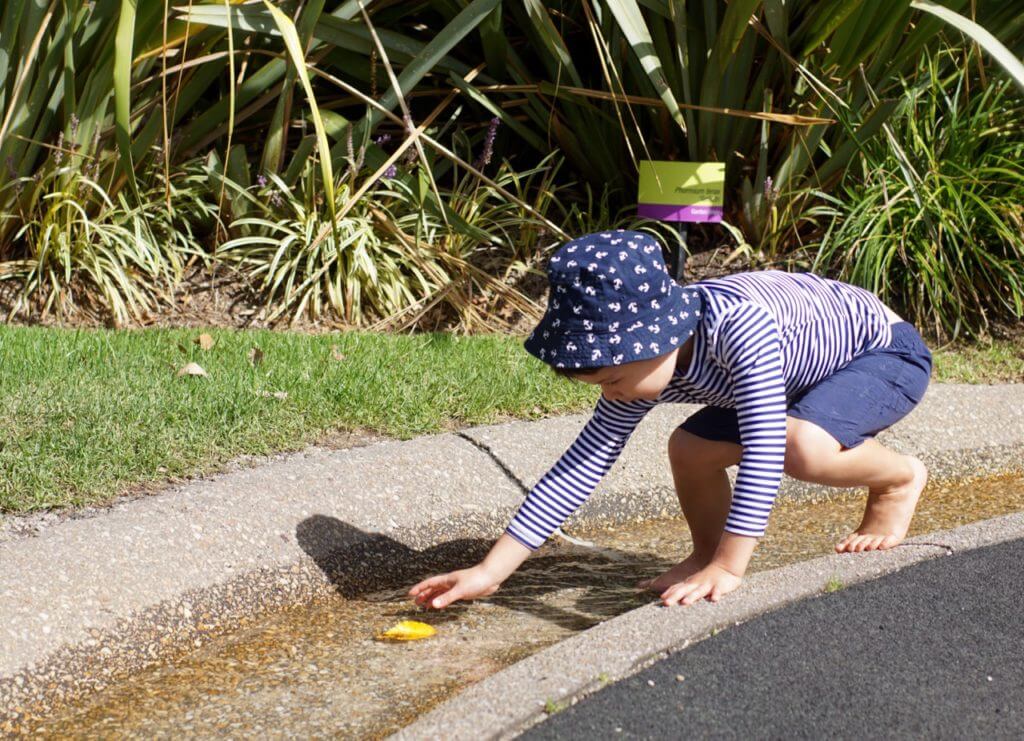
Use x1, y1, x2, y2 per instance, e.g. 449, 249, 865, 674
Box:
524, 229, 703, 370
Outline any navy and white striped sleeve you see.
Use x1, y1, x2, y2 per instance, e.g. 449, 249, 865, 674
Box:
714, 304, 788, 538
504, 393, 655, 550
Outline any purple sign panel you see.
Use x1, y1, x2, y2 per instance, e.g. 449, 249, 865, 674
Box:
636, 203, 724, 223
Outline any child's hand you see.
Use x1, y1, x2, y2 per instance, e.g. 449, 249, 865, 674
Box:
657, 562, 742, 607
408, 564, 501, 610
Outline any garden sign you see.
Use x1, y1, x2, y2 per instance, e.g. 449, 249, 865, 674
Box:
637, 160, 725, 280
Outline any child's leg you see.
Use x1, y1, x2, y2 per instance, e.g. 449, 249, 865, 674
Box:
636, 427, 741, 592
784, 321, 933, 553
785, 417, 928, 553
640, 413, 927, 594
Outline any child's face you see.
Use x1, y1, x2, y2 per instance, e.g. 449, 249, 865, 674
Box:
573, 347, 681, 403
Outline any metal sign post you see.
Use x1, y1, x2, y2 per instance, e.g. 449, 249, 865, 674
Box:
671, 222, 689, 282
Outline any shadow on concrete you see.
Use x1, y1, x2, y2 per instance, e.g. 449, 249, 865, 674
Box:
294, 514, 670, 633
294, 424, 671, 631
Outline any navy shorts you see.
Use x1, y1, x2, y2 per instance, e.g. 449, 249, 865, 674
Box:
679, 322, 933, 450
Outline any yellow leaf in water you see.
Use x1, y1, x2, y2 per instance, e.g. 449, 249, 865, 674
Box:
374, 620, 436, 642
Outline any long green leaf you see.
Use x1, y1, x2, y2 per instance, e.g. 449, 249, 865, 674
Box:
697, 0, 761, 153
172, 5, 484, 82
329, 0, 500, 174
522, 0, 583, 88
604, 0, 687, 134
813, 98, 900, 184
911, 0, 1024, 92
261, 0, 326, 175
114, 0, 139, 200
263, 0, 337, 245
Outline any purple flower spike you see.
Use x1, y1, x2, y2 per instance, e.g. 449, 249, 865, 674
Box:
473, 116, 501, 170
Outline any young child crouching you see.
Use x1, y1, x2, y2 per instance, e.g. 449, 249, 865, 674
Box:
409, 229, 932, 609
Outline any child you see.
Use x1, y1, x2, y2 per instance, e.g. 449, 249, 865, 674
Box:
409, 229, 932, 610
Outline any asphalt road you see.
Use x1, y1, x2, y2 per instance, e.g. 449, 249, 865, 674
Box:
523, 536, 1024, 739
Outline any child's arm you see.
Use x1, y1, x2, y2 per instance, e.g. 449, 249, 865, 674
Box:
504, 392, 655, 550
715, 303, 788, 541
409, 393, 654, 609
659, 304, 787, 605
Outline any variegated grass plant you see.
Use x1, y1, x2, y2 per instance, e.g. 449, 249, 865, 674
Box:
0, 143, 217, 326
214, 135, 581, 330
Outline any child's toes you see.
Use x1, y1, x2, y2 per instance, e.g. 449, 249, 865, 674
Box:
877, 534, 902, 550
860, 535, 885, 551
855, 536, 876, 552
835, 533, 860, 552
872, 534, 892, 550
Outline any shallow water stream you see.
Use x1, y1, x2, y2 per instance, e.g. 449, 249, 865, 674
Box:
28, 472, 1024, 738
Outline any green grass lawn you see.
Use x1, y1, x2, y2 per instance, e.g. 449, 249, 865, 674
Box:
1, 324, 1021, 515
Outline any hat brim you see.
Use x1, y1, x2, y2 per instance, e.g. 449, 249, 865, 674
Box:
525, 285, 701, 369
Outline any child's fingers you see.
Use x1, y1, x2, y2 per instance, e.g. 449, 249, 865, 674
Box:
664, 581, 707, 606
408, 573, 454, 596
412, 580, 450, 601
409, 582, 437, 600
431, 584, 463, 609
661, 582, 691, 606
660, 580, 691, 601
680, 587, 702, 605
413, 586, 445, 606
683, 584, 710, 605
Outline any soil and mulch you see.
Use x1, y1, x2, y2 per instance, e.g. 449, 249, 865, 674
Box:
1, 238, 1021, 353
3, 247, 1021, 346
0, 239, 758, 337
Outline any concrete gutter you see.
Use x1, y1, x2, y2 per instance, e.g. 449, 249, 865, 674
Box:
394, 511, 1024, 740
1, 383, 1023, 729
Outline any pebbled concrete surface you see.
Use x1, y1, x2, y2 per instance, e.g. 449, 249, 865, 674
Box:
1, 383, 1023, 727
523, 533, 1024, 739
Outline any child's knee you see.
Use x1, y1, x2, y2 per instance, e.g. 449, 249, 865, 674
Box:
784, 417, 841, 479
668, 427, 741, 471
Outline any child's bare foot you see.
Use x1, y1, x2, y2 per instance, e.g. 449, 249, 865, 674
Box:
636, 552, 709, 592
835, 455, 928, 553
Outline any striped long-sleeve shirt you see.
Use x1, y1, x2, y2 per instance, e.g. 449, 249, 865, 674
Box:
506, 270, 897, 551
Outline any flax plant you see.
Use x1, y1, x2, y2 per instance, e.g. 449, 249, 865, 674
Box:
3, 0, 1023, 326
585, 0, 1024, 248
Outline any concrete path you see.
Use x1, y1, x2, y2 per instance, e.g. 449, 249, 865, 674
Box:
523, 535, 1024, 739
